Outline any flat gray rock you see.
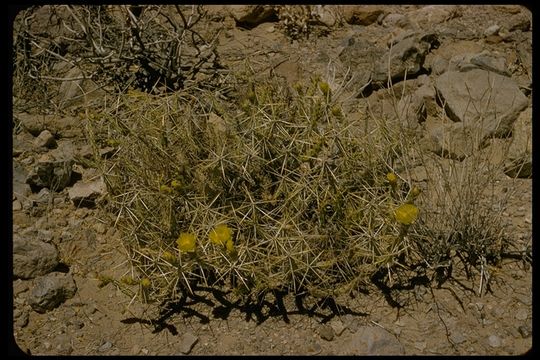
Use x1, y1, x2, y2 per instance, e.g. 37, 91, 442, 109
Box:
435, 69, 528, 138
13, 235, 59, 279
68, 177, 107, 207
341, 325, 404, 355
27, 272, 77, 313
178, 332, 198, 354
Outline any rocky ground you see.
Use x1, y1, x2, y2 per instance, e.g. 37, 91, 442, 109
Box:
11, 5, 532, 355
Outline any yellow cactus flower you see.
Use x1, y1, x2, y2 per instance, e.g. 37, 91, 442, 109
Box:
394, 203, 419, 225
209, 224, 233, 246
177, 232, 196, 253
160, 184, 173, 194
170, 180, 182, 191
331, 105, 343, 117
410, 186, 421, 197
386, 172, 398, 185
140, 278, 151, 288
162, 251, 177, 263
319, 81, 331, 97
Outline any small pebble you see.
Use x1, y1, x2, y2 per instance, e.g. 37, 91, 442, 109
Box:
450, 332, 467, 345
34, 130, 56, 148
518, 325, 531, 338
13, 200, 22, 211
330, 319, 346, 336
414, 341, 427, 351
515, 308, 528, 321
179, 332, 198, 354
488, 335, 502, 348
98, 341, 113, 352
319, 324, 334, 341
484, 24, 501, 37
306, 342, 321, 355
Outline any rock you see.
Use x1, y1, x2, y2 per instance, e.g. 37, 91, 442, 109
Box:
414, 341, 427, 351
508, 12, 531, 32
430, 56, 449, 75
319, 324, 334, 341
68, 177, 107, 207
484, 24, 501, 37
13, 160, 32, 203
408, 5, 461, 27
14, 113, 82, 138
343, 314, 360, 333
179, 332, 198, 354
342, 5, 385, 26
435, 69, 529, 138
13, 200, 22, 211
229, 5, 278, 29
467, 52, 510, 77
338, 37, 385, 95
306, 341, 322, 355
330, 319, 346, 336
27, 272, 77, 313
14, 309, 29, 328
34, 130, 56, 149
504, 108, 532, 178
425, 121, 483, 160
449, 331, 467, 344
487, 334, 502, 348
514, 308, 528, 321
397, 83, 437, 128
341, 325, 404, 355
98, 341, 113, 352
53, 334, 73, 355
32, 187, 52, 205
13, 235, 59, 279
26, 154, 74, 192
372, 32, 439, 88
380, 13, 411, 28
312, 5, 338, 27
518, 325, 532, 338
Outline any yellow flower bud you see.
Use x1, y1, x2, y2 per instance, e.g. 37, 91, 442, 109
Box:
162, 251, 177, 263
177, 232, 196, 253
318, 81, 331, 97
386, 172, 398, 185
160, 184, 173, 194
170, 180, 182, 191
394, 203, 419, 225
209, 224, 233, 246
140, 278, 151, 288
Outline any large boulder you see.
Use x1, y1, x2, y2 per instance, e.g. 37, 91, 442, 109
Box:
27, 272, 77, 313
435, 69, 529, 138
13, 235, 59, 279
